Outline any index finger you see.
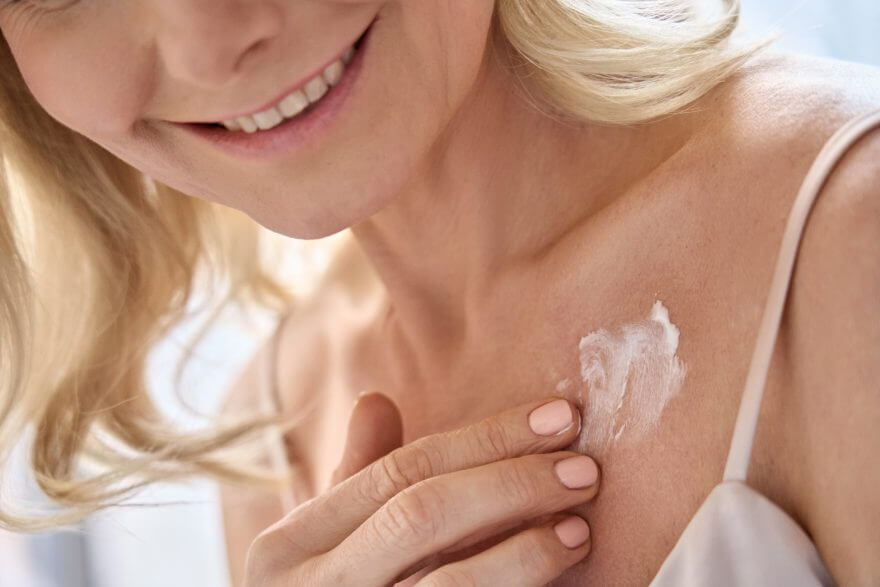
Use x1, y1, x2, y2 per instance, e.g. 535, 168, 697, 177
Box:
280, 397, 582, 556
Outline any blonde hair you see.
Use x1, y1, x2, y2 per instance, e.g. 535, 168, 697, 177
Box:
0, 0, 774, 530
495, 0, 775, 124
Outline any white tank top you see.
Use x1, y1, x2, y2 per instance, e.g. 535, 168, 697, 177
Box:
261, 107, 880, 585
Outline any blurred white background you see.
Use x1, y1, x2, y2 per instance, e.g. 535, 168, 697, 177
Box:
2, 1, 878, 586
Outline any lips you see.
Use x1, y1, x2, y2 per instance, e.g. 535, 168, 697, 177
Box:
194, 27, 372, 129
176, 13, 374, 162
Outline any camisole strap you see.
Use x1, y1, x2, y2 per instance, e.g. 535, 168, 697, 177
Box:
723, 107, 880, 482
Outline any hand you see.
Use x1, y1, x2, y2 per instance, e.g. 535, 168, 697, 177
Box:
244, 393, 599, 586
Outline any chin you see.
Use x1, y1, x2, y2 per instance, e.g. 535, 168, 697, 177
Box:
229, 165, 405, 239
252, 201, 374, 240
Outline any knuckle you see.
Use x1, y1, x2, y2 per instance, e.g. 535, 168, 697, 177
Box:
374, 482, 445, 550
472, 417, 514, 460
243, 535, 268, 578
362, 446, 428, 505
498, 458, 545, 511
377, 443, 440, 496
405, 441, 444, 482
360, 456, 401, 505
243, 529, 284, 584
244, 514, 314, 581
245, 526, 281, 564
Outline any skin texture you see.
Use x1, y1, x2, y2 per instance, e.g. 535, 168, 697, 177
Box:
221, 54, 880, 586
2, 1, 878, 585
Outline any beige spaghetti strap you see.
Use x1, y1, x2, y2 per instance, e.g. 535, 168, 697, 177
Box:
723, 108, 880, 482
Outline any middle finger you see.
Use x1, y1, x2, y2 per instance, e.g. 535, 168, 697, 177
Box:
314, 451, 600, 585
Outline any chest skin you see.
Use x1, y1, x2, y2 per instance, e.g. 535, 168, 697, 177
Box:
220, 52, 880, 585
279, 158, 805, 586
247, 54, 863, 584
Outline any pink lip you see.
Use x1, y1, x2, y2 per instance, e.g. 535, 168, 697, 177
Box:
220, 45, 356, 123
175, 17, 374, 162
196, 24, 371, 124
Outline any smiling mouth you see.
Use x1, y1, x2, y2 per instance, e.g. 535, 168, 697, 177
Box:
195, 28, 370, 132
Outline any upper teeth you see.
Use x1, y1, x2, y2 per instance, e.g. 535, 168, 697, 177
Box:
223, 46, 355, 133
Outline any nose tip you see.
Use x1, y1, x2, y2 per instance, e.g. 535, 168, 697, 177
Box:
158, 1, 282, 89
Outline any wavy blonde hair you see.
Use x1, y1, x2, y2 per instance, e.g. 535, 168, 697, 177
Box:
0, 0, 775, 530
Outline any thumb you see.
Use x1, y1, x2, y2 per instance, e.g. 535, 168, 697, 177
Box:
328, 391, 403, 488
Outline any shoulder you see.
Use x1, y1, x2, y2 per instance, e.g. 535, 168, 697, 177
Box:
702, 50, 880, 583
693, 49, 880, 172
780, 118, 879, 585
711, 49, 880, 124
744, 54, 880, 584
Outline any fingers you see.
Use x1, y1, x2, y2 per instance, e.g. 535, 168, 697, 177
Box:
313, 451, 599, 585
281, 397, 583, 556
414, 514, 591, 587
329, 392, 403, 488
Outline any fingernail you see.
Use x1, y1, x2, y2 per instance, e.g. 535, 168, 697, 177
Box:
554, 515, 590, 548
554, 455, 599, 489
528, 399, 574, 436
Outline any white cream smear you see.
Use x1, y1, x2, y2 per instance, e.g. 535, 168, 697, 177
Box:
564, 300, 687, 453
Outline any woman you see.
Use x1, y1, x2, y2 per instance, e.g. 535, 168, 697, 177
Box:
0, 0, 877, 585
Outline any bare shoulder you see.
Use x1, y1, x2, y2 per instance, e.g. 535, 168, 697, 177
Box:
693, 49, 880, 171
712, 49, 880, 122
778, 112, 880, 585
717, 51, 880, 584
681, 49, 880, 583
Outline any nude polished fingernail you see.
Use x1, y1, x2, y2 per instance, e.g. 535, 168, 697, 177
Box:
554, 515, 590, 548
528, 399, 574, 436
554, 455, 599, 489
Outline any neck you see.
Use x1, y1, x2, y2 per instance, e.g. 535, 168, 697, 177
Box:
350, 34, 693, 382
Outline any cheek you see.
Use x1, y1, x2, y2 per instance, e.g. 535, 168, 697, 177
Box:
9, 31, 147, 138
413, 0, 497, 98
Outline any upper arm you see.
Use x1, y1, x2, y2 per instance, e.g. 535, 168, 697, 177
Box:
783, 125, 880, 585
